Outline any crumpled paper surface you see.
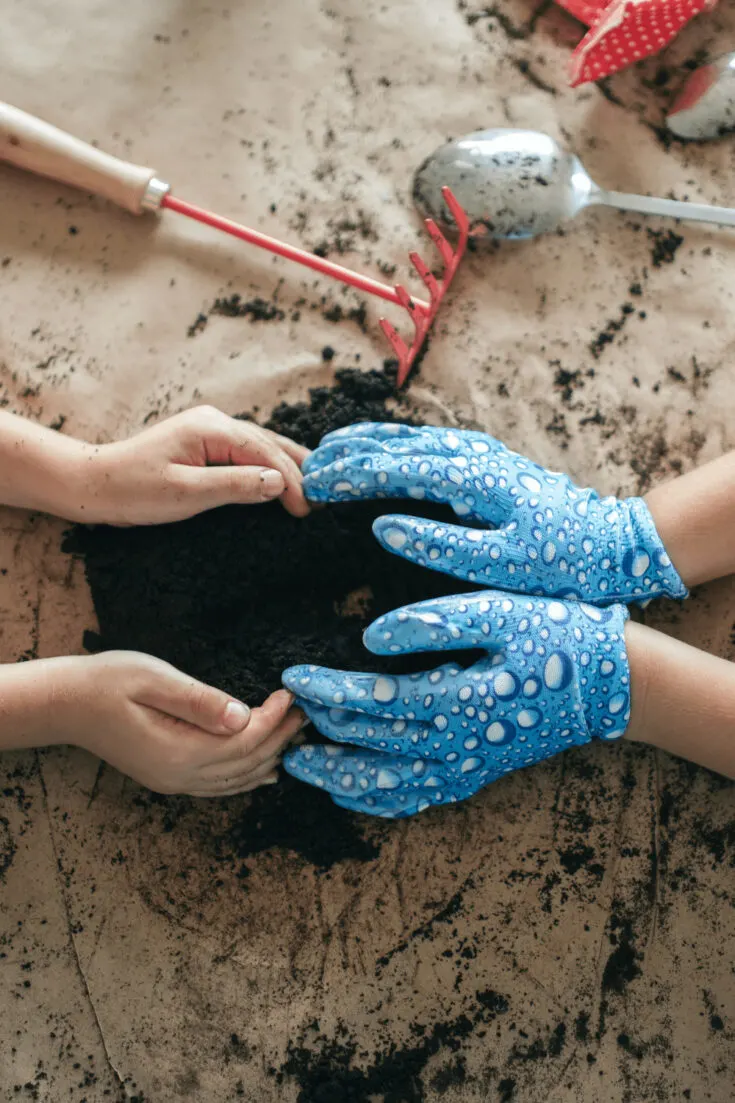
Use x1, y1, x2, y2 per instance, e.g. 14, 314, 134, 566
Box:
0, 1, 734, 1100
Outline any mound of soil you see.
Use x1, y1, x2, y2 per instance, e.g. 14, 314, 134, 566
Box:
65, 365, 475, 705
63, 365, 478, 870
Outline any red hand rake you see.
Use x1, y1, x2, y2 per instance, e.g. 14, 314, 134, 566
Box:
0, 102, 469, 387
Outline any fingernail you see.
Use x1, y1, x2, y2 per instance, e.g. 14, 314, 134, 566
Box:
224, 700, 251, 732
261, 774, 279, 786
261, 469, 285, 498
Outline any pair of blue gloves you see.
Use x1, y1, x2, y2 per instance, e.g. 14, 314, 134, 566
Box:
282, 424, 687, 818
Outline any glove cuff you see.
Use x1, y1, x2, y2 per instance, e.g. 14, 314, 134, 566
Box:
611, 496, 689, 604
579, 601, 631, 742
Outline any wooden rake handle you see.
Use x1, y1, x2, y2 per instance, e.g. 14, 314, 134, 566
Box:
0, 101, 168, 214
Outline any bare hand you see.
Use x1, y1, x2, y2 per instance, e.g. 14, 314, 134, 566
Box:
76, 407, 310, 524
46, 652, 305, 796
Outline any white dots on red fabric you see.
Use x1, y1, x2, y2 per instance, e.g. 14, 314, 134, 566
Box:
558, 0, 716, 86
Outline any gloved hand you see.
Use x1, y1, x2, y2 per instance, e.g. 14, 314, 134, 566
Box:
283, 591, 631, 818
302, 423, 687, 607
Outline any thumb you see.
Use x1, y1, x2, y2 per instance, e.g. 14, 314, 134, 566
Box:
364, 592, 507, 656
373, 514, 516, 585
177, 464, 285, 509
133, 658, 252, 734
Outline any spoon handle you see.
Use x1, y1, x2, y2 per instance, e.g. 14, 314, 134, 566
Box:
600, 189, 735, 228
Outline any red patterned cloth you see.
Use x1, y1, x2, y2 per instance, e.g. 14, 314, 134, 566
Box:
556, 0, 719, 86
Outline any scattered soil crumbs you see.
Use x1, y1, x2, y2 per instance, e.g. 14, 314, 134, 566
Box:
313, 210, 378, 258
600, 912, 642, 995
550, 361, 590, 405
511, 58, 556, 96
647, 228, 684, 269
590, 302, 636, 359
270, 986, 510, 1103
0, 815, 15, 878
321, 300, 368, 332
64, 365, 478, 872
211, 293, 285, 321
187, 294, 285, 337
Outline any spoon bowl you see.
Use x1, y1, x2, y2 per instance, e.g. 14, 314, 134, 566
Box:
413, 129, 597, 239
666, 53, 735, 140
413, 126, 735, 240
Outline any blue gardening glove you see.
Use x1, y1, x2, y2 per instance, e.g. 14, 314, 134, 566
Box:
302, 423, 687, 606
283, 591, 631, 818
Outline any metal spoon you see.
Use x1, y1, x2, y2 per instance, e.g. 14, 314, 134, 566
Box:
666, 53, 735, 140
413, 127, 735, 240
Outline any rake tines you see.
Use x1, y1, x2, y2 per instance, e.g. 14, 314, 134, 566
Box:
380, 186, 469, 386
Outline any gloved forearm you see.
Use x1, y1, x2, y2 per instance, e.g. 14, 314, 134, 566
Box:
283, 605, 735, 818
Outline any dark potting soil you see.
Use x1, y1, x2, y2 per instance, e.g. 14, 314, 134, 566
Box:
211, 293, 285, 322
64, 365, 480, 870
187, 294, 285, 337
647, 228, 684, 268
271, 985, 510, 1103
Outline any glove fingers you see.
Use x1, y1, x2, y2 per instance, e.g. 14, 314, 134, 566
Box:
302, 437, 385, 476
318, 422, 426, 448
283, 744, 447, 805
373, 514, 527, 583
304, 429, 457, 475
373, 515, 590, 596
297, 684, 539, 782
297, 699, 432, 757
331, 791, 443, 819
364, 591, 525, 656
318, 423, 505, 457
283, 662, 464, 720
304, 452, 472, 509
316, 422, 503, 452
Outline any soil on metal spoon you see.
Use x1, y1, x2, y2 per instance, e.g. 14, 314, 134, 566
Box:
63, 365, 478, 870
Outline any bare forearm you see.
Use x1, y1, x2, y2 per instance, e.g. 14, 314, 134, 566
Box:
0, 658, 66, 751
0, 410, 89, 518
625, 620, 735, 778
645, 450, 735, 588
